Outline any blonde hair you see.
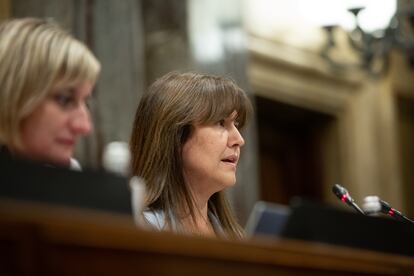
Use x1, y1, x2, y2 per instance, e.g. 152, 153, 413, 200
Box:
130, 72, 252, 239
0, 18, 100, 148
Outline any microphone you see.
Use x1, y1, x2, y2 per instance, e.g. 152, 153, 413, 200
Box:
332, 184, 365, 215
363, 196, 414, 224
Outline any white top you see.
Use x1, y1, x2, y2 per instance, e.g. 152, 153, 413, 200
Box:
69, 158, 82, 171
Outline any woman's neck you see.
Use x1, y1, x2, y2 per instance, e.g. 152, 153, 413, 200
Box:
182, 213, 215, 237
180, 200, 216, 237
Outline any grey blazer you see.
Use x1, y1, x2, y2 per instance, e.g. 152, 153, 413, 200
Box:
143, 209, 225, 235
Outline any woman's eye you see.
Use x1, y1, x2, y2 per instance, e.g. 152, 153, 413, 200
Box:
53, 94, 75, 108
218, 119, 225, 127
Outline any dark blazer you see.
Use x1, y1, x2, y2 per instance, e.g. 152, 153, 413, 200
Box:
0, 148, 132, 215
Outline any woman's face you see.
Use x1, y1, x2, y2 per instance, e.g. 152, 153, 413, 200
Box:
17, 82, 94, 166
182, 111, 245, 198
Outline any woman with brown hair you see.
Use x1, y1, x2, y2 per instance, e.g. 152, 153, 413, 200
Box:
130, 71, 252, 239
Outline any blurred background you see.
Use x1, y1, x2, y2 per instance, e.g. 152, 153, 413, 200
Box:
2, 0, 414, 224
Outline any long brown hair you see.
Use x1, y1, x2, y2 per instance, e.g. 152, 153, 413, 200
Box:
130, 72, 252, 239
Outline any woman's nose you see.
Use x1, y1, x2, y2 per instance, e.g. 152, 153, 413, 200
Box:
71, 105, 93, 135
229, 126, 245, 147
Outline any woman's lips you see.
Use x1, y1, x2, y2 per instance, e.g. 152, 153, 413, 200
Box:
57, 138, 75, 146
221, 154, 239, 167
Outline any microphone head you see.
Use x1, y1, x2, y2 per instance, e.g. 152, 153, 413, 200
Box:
332, 184, 348, 199
332, 184, 365, 215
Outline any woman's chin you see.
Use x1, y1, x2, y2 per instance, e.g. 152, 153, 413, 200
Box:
221, 177, 237, 188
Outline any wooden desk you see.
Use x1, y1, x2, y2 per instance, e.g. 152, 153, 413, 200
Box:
1, 200, 413, 276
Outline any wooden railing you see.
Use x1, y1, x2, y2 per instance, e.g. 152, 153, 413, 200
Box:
1, 199, 413, 276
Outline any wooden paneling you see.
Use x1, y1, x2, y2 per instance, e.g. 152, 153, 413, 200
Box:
248, 35, 404, 210
256, 96, 333, 203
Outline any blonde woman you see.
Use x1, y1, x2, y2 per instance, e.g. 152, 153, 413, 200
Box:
130, 72, 253, 239
0, 18, 100, 168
